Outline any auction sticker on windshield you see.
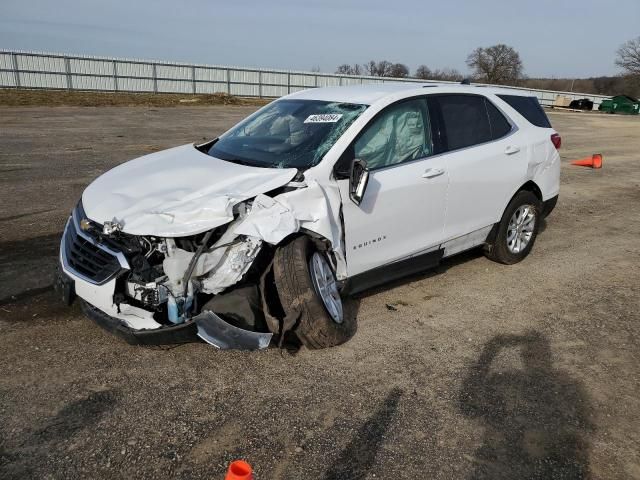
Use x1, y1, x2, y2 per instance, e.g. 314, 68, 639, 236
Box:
304, 114, 343, 123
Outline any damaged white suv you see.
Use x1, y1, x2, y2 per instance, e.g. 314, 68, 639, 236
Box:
56, 84, 560, 350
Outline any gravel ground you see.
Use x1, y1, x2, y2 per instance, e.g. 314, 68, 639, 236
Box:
0, 106, 639, 479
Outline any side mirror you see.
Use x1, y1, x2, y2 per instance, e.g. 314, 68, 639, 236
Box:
349, 158, 370, 206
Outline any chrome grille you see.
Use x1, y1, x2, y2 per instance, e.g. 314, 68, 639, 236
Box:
60, 207, 129, 284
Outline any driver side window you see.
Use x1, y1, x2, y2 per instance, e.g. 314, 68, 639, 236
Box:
354, 98, 432, 170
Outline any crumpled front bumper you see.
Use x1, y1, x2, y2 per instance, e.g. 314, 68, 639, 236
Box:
80, 299, 199, 345
56, 267, 273, 350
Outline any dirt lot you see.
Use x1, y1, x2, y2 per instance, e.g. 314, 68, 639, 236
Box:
0, 105, 639, 479
0, 88, 269, 107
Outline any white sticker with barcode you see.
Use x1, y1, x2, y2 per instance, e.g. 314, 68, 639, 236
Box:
304, 114, 343, 123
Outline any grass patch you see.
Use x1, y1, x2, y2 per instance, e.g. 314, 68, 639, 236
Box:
0, 89, 271, 107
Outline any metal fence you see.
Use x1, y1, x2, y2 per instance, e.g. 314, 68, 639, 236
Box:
0, 50, 610, 109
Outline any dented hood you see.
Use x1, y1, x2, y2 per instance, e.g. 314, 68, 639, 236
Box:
82, 144, 298, 237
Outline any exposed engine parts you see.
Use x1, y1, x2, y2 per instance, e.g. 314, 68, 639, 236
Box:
97, 200, 270, 331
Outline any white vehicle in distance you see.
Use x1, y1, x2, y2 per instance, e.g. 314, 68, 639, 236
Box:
56, 83, 561, 350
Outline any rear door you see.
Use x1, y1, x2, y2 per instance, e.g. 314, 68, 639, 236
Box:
429, 94, 527, 241
338, 97, 448, 276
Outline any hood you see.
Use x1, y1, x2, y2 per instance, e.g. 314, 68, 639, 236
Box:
82, 144, 298, 237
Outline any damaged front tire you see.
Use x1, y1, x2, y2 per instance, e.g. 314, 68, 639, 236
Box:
273, 236, 356, 349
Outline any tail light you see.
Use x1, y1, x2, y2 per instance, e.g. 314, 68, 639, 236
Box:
551, 133, 561, 149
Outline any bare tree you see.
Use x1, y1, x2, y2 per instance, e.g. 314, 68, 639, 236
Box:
415, 66, 463, 82
431, 68, 464, 82
335, 64, 362, 75
414, 65, 433, 79
337, 60, 412, 78
466, 44, 524, 85
362, 60, 377, 76
363, 60, 391, 77
388, 63, 409, 78
310, 65, 321, 73
363, 60, 409, 77
376, 61, 393, 77
616, 37, 640, 76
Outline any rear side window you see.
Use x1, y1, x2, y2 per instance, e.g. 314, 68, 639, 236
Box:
497, 95, 552, 128
484, 99, 512, 139
433, 95, 491, 151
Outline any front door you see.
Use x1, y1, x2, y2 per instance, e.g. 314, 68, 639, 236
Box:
338, 97, 448, 277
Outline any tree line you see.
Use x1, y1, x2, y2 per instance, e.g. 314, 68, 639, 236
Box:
336, 61, 464, 82
333, 37, 640, 97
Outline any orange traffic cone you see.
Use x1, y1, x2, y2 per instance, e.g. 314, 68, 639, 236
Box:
225, 460, 253, 480
571, 153, 602, 169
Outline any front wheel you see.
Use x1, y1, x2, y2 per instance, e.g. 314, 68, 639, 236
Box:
273, 236, 356, 349
484, 191, 541, 265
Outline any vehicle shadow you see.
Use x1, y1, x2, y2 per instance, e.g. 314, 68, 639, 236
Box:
322, 387, 403, 480
458, 331, 593, 479
0, 390, 117, 479
0, 232, 60, 305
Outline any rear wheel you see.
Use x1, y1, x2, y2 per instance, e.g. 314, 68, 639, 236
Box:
485, 191, 541, 265
273, 236, 356, 349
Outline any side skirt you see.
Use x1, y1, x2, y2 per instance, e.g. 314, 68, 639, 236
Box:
342, 225, 493, 296
343, 249, 444, 295
441, 225, 493, 258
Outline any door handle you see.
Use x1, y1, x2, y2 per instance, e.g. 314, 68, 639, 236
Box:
505, 145, 520, 155
421, 167, 445, 178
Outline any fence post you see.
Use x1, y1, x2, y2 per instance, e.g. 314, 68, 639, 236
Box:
112, 60, 118, 91
11, 52, 20, 88
64, 56, 72, 90
191, 65, 196, 94
339, 76, 343, 86
258, 71, 262, 98
226, 68, 231, 95
287, 72, 291, 94
152, 63, 158, 93
314, 74, 318, 88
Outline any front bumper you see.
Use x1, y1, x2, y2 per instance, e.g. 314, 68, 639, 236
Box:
56, 264, 272, 349
81, 299, 198, 345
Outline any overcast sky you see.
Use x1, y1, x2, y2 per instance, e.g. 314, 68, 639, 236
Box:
1, 0, 638, 78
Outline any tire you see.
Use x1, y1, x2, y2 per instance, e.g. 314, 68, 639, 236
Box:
484, 191, 541, 265
273, 236, 356, 349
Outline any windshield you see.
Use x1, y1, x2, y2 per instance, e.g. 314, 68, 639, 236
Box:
208, 99, 367, 169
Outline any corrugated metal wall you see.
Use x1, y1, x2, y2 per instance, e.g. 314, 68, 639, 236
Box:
0, 50, 610, 108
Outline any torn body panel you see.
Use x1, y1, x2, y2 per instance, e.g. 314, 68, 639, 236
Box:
62, 173, 346, 349
234, 180, 347, 279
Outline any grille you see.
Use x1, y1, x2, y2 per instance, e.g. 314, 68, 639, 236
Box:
61, 210, 126, 284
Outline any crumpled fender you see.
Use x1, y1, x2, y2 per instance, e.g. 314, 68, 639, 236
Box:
147, 175, 347, 298
233, 180, 347, 279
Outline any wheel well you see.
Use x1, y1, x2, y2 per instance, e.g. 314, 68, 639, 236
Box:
518, 181, 543, 202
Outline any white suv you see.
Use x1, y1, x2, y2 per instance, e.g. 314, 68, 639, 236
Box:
56, 84, 561, 350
